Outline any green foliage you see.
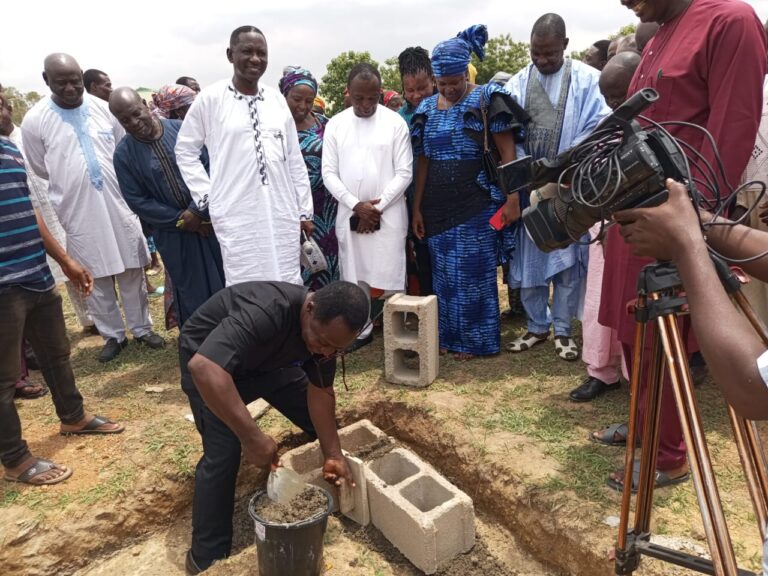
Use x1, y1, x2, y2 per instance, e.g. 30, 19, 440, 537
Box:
609, 23, 638, 39
320, 51, 379, 117
379, 57, 401, 93
570, 48, 588, 62
2, 86, 42, 125
470, 34, 530, 85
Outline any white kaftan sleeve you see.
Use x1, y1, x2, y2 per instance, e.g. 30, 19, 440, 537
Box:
175, 95, 212, 211
321, 121, 359, 212
285, 115, 313, 221
376, 117, 413, 212
20, 115, 49, 180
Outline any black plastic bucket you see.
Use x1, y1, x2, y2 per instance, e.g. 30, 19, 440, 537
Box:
248, 486, 333, 576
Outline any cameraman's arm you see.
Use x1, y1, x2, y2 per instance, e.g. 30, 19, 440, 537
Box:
615, 180, 768, 420
675, 236, 768, 420
701, 213, 768, 283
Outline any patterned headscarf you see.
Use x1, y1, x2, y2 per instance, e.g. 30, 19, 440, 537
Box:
383, 90, 401, 107
151, 84, 197, 118
279, 66, 318, 97
431, 24, 488, 78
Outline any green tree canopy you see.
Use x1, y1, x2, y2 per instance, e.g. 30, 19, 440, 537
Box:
320, 51, 379, 117
471, 34, 530, 84
2, 86, 42, 125
379, 57, 401, 93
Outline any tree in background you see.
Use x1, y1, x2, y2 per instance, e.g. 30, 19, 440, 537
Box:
471, 34, 530, 84
2, 87, 42, 125
320, 51, 379, 117
379, 57, 402, 93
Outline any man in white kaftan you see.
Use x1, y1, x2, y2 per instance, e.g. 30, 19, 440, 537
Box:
22, 72, 157, 361
322, 81, 412, 343
8, 122, 95, 331
505, 14, 610, 361
175, 81, 312, 286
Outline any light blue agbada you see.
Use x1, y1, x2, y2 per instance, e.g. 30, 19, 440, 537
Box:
506, 59, 610, 288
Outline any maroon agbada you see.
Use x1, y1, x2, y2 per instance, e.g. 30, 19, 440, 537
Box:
600, 0, 767, 346
598, 0, 767, 473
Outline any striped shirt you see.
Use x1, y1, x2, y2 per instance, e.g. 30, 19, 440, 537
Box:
0, 136, 53, 292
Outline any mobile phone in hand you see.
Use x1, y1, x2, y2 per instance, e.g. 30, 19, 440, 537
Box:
489, 206, 505, 231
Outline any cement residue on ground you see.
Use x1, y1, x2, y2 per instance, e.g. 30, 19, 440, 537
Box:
251, 486, 327, 524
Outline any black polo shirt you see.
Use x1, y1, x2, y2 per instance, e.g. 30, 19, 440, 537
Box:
180, 281, 335, 388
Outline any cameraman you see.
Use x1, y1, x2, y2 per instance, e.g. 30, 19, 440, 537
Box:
615, 179, 768, 420
615, 178, 767, 573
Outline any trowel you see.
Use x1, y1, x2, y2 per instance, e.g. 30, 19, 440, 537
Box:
267, 467, 305, 504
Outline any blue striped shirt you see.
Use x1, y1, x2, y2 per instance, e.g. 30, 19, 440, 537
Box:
0, 137, 54, 292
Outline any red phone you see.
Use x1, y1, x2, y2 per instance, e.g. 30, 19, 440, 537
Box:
489, 206, 505, 231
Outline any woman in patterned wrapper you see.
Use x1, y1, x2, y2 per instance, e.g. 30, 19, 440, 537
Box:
280, 66, 340, 290
410, 24, 529, 360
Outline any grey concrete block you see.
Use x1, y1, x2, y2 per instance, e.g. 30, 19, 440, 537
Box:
383, 294, 439, 387
365, 448, 475, 574
280, 419, 388, 525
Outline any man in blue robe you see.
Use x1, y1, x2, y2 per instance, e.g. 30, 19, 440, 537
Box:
110, 87, 225, 327
505, 13, 610, 361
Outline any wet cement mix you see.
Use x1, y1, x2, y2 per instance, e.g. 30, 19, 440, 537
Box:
252, 486, 327, 524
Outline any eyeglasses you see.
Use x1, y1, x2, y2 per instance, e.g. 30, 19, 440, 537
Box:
311, 307, 385, 391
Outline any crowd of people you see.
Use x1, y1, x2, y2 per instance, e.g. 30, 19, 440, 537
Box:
3, 0, 768, 573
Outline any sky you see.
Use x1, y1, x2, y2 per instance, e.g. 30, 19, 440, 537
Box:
4, 0, 768, 95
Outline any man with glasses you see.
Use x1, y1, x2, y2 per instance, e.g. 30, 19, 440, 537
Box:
179, 280, 369, 574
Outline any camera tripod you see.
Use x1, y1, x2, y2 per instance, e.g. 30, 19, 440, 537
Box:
614, 259, 768, 576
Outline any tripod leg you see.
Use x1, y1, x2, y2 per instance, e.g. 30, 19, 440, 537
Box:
726, 291, 768, 540
657, 313, 739, 576
728, 409, 768, 542
633, 329, 667, 534
616, 298, 653, 575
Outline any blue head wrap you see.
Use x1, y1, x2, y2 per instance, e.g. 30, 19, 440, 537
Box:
431, 24, 488, 78
278, 66, 318, 96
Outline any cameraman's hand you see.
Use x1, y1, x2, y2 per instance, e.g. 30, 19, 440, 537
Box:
613, 179, 703, 262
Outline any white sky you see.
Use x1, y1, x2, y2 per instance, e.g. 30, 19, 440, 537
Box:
4, 0, 768, 95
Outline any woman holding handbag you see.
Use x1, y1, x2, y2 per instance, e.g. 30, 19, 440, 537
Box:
280, 67, 340, 290
411, 24, 529, 359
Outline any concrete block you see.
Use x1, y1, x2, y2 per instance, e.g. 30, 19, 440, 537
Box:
365, 448, 475, 574
383, 294, 439, 387
280, 419, 388, 525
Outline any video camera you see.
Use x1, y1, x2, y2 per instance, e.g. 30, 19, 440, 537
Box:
498, 88, 689, 253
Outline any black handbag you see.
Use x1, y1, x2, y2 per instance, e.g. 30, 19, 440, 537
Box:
480, 96, 500, 185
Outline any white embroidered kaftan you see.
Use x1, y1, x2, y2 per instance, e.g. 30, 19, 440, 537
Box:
175, 80, 312, 286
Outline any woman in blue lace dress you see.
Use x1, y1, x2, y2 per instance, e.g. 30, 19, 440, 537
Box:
411, 25, 528, 359
280, 67, 340, 290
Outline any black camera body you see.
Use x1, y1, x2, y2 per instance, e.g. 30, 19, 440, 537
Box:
499, 89, 688, 253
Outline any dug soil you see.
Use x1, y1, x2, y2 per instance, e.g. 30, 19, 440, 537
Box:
251, 486, 328, 524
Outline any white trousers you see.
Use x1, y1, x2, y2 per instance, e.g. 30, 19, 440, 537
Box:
65, 281, 94, 328
87, 268, 152, 341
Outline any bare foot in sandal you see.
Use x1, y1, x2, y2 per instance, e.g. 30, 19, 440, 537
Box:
60, 411, 124, 436
453, 352, 475, 361
4, 455, 72, 485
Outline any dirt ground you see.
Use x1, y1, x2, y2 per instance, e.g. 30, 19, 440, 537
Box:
1, 280, 766, 575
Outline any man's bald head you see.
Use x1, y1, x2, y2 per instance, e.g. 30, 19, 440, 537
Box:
108, 86, 142, 113
599, 51, 641, 110
616, 34, 639, 55
109, 86, 159, 141
42, 53, 84, 109
635, 22, 659, 53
